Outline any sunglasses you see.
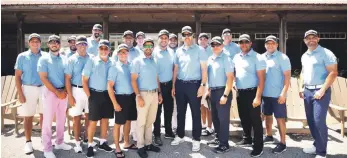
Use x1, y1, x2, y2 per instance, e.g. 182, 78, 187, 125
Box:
211, 43, 222, 48
143, 45, 154, 49
239, 41, 250, 44
48, 41, 60, 44
99, 47, 109, 51
182, 33, 192, 37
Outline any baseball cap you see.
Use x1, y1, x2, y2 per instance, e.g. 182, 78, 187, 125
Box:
143, 38, 154, 46
98, 39, 110, 48
265, 35, 278, 43
48, 35, 60, 42
116, 44, 129, 53
158, 29, 170, 37
123, 30, 134, 38
239, 34, 251, 42
67, 35, 77, 43
181, 26, 193, 34
28, 33, 41, 42
222, 28, 231, 35
76, 35, 88, 45
304, 30, 318, 38
169, 33, 178, 39
136, 31, 145, 38
93, 24, 102, 31
198, 33, 209, 39
210, 36, 223, 45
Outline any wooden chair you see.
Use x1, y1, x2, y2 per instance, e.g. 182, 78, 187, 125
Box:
329, 77, 347, 137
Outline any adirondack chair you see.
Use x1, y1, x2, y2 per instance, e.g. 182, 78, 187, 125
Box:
329, 77, 347, 137
230, 88, 240, 125
285, 77, 309, 133
1, 75, 22, 134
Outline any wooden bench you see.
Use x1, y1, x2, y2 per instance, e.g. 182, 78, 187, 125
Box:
329, 77, 347, 137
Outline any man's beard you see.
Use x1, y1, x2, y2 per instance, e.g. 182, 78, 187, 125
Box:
70, 46, 77, 51
49, 48, 60, 55
94, 33, 100, 38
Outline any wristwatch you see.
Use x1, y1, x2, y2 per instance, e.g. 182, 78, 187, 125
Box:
201, 83, 206, 87
223, 94, 228, 98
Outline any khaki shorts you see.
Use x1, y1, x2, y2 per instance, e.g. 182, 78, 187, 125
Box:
18, 85, 43, 117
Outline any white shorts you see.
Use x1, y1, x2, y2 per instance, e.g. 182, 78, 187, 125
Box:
18, 85, 43, 117
69, 87, 89, 117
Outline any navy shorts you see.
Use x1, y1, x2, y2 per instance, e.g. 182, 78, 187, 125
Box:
262, 96, 287, 118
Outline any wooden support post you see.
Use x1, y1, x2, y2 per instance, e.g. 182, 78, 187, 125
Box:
195, 13, 201, 44
102, 14, 110, 40
278, 13, 287, 53
16, 13, 25, 54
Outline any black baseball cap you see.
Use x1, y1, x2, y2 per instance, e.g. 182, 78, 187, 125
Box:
304, 30, 318, 38
76, 35, 87, 45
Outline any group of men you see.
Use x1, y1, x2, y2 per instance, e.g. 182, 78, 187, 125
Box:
14, 23, 337, 158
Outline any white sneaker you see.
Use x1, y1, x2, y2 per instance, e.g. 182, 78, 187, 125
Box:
24, 142, 34, 154
54, 143, 72, 151
192, 140, 200, 152
171, 136, 184, 145
44, 151, 56, 158
303, 145, 316, 154
73, 145, 82, 153
315, 155, 326, 158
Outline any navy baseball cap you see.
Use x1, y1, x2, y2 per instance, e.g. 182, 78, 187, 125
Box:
76, 35, 87, 45
98, 39, 110, 48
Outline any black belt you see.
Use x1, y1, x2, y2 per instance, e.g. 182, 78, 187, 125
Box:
72, 84, 83, 88
56, 87, 65, 90
210, 86, 225, 91
24, 84, 42, 87
179, 79, 200, 84
90, 88, 107, 92
238, 87, 257, 92
116, 93, 133, 96
160, 80, 172, 86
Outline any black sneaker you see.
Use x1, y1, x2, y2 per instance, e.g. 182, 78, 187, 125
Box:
146, 144, 161, 152
213, 145, 231, 154
98, 142, 113, 152
251, 150, 263, 157
273, 143, 287, 154
207, 138, 220, 147
235, 139, 252, 147
137, 147, 148, 158
153, 136, 163, 146
86, 146, 94, 158
164, 133, 175, 139
264, 136, 274, 143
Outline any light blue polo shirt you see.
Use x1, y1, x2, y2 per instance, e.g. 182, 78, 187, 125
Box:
224, 42, 241, 60
130, 55, 158, 91
174, 44, 208, 81
301, 45, 337, 86
108, 61, 133, 94
207, 51, 234, 88
82, 56, 113, 91
153, 47, 175, 83
64, 53, 93, 86
14, 50, 47, 86
87, 37, 99, 56
128, 47, 142, 63
65, 49, 76, 58
199, 45, 213, 58
233, 49, 266, 89
262, 51, 291, 98
37, 52, 67, 88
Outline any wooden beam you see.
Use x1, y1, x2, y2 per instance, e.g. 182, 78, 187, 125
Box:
195, 13, 201, 44
278, 12, 287, 53
102, 14, 110, 40
16, 13, 25, 54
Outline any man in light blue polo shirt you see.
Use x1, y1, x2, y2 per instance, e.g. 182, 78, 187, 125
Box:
64, 35, 92, 153
168, 33, 179, 53
299, 30, 338, 158
82, 40, 114, 158
108, 44, 138, 157
131, 38, 162, 158
207, 36, 235, 154
135, 31, 146, 50
37, 35, 71, 158
152, 30, 176, 146
233, 34, 266, 157
198, 32, 214, 137
261, 35, 291, 154
61, 35, 77, 57
171, 26, 208, 152
222, 28, 241, 60
87, 24, 103, 56
14, 33, 46, 155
